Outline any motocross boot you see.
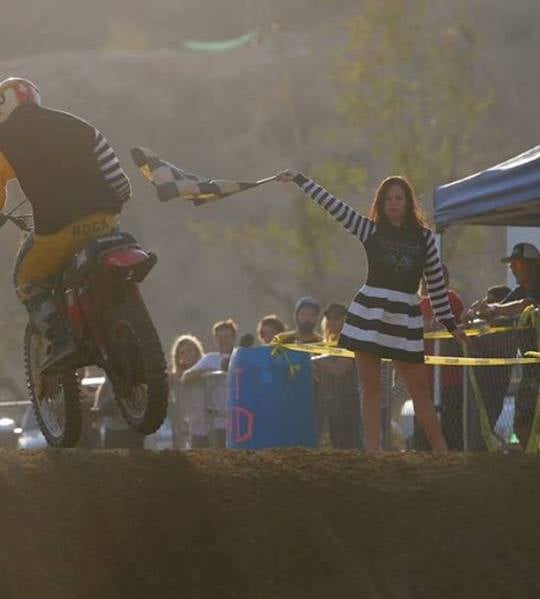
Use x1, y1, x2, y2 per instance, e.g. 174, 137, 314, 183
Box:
28, 298, 78, 374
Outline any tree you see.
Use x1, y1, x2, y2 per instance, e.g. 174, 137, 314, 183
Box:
333, 0, 493, 265
335, 0, 491, 197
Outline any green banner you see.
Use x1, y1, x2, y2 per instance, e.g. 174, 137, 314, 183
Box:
182, 31, 260, 53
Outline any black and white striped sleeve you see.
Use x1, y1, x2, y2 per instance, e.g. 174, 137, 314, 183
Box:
292, 174, 375, 243
93, 129, 131, 203
422, 229, 456, 332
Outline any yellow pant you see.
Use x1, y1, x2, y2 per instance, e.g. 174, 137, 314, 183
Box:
14, 211, 120, 300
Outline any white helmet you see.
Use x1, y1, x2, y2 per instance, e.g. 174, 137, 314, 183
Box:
0, 77, 41, 123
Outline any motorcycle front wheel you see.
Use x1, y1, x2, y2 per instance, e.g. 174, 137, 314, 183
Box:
24, 324, 82, 448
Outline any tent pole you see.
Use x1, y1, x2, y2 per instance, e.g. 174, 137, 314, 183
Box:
433, 228, 444, 424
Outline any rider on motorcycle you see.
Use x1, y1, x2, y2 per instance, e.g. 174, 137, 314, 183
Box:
0, 77, 131, 373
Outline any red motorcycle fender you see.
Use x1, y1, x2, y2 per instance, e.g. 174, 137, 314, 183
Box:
102, 248, 149, 270
101, 247, 156, 283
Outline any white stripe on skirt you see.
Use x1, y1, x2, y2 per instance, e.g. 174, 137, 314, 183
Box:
360, 284, 419, 303
341, 323, 424, 353
347, 299, 424, 329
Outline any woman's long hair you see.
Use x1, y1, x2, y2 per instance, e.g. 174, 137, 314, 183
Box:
369, 176, 428, 229
170, 334, 204, 374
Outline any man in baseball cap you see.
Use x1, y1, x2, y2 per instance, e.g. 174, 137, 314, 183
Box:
473, 242, 540, 321
501, 242, 540, 263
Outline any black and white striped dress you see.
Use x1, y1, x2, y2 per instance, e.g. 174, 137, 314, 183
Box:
293, 175, 456, 363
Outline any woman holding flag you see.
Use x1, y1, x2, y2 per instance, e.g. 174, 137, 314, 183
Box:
130, 145, 469, 451
276, 170, 469, 452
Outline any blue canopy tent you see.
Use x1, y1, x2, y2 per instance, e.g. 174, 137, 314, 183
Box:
433, 145, 540, 229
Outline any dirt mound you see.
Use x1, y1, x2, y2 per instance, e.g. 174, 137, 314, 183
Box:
0, 450, 538, 598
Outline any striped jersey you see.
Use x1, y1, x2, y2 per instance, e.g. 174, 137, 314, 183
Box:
0, 104, 130, 234
294, 174, 456, 332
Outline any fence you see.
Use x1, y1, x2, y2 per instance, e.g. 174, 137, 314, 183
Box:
275, 319, 540, 452
364, 322, 540, 452
164, 321, 540, 452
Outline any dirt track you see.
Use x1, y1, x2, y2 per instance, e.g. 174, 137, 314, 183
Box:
0, 450, 538, 599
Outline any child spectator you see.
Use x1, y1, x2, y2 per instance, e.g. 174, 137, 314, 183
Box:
257, 314, 287, 345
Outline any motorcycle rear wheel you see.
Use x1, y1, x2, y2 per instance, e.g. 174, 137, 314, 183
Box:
107, 299, 168, 434
24, 324, 82, 448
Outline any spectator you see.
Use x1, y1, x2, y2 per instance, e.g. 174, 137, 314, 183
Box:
463, 284, 511, 323
257, 314, 287, 345
467, 243, 540, 449
238, 333, 255, 348
479, 243, 540, 447
274, 296, 323, 344
92, 378, 145, 449
321, 302, 348, 343
171, 335, 204, 377
182, 319, 237, 384
515, 305, 540, 446
471, 243, 540, 321
419, 264, 464, 449
169, 335, 204, 449
314, 302, 363, 448
486, 284, 512, 304
181, 319, 238, 448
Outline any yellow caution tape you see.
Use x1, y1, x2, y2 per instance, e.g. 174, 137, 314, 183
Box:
273, 342, 540, 367
424, 325, 525, 340
426, 356, 540, 366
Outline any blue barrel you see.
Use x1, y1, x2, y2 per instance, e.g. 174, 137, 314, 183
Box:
226, 346, 316, 449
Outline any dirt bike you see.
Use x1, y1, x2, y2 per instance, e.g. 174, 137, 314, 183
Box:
0, 211, 169, 448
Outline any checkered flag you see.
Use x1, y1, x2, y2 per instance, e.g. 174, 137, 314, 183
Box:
130, 147, 276, 206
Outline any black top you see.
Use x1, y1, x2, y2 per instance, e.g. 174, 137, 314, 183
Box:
0, 104, 131, 234
363, 222, 428, 294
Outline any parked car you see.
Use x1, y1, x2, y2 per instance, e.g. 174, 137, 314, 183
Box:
17, 406, 47, 449
0, 377, 29, 448
144, 417, 173, 450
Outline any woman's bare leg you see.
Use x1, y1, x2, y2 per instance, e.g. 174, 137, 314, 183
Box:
393, 360, 447, 452
354, 352, 382, 451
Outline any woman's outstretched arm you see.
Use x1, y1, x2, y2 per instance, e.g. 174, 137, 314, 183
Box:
276, 169, 375, 243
